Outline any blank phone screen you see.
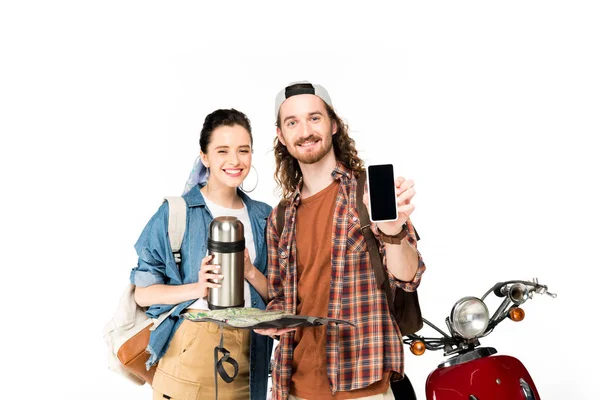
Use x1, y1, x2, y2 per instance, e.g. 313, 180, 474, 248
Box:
368, 164, 397, 221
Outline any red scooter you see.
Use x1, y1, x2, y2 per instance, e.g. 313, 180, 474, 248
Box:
402, 278, 556, 399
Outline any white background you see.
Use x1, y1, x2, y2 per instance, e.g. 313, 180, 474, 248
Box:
1, 1, 598, 399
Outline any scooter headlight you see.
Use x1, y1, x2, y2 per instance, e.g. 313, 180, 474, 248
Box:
450, 296, 489, 339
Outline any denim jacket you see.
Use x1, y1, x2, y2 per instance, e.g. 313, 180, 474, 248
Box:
129, 184, 273, 400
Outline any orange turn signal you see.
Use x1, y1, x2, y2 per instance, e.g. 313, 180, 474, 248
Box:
410, 340, 426, 356
509, 307, 525, 322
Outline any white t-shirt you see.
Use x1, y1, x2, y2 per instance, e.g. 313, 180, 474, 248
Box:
188, 196, 255, 310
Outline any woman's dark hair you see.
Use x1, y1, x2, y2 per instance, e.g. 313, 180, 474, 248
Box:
200, 109, 253, 152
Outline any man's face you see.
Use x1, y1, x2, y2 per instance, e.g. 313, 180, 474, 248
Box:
277, 94, 337, 165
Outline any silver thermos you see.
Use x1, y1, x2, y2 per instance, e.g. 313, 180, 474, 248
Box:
207, 216, 245, 310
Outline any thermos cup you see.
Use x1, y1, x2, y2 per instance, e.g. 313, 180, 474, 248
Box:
207, 216, 245, 310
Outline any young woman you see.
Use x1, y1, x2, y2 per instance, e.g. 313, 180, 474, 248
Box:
130, 109, 272, 399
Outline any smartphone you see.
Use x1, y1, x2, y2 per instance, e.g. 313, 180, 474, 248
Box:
366, 164, 398, 222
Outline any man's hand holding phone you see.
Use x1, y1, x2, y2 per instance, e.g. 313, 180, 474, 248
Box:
364, 164, 416, 236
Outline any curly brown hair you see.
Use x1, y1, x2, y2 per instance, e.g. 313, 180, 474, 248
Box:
273, 101, 364, 201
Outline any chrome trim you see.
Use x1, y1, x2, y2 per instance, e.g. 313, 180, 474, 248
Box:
439, 347, 497, 368
469, 396, 478, 400
508, 283, 530, 305
520, 378, 536, 399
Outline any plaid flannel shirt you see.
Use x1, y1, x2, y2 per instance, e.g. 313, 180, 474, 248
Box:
266, 163, 426, 399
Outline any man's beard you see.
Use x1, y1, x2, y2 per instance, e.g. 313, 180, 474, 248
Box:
289, 134, 334, 165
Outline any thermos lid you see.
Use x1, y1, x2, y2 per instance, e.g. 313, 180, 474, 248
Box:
208, 217, 245, 253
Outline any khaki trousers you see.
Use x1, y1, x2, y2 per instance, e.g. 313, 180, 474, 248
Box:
151, 318, 250, 400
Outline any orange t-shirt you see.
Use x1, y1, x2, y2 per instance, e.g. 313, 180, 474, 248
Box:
290, 180, 390, 399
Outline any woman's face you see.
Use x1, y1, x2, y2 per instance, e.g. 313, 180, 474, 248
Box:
201, 124, 253, 189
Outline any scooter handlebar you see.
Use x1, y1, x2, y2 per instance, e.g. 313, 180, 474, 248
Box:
492, 282, 507, 298
406, 278, 556, 353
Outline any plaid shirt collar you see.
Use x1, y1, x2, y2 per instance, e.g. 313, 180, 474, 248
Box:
289, 161, 355, 207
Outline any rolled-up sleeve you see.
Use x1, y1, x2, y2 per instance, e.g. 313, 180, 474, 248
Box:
129, 203, 170, 288
265, 208, 286, 313
380, 219, 426, 292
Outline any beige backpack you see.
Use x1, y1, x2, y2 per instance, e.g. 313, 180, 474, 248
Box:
102, 196, 187, 385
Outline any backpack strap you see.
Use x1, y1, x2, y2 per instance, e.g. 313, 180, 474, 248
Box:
163, 196, 187, 264
148, 197, 187, 331
276, 200, 286, 237
356, 171, 387, 288
356, 171, 396, 314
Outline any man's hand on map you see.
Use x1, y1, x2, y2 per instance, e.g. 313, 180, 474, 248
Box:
254, 327, 297, 338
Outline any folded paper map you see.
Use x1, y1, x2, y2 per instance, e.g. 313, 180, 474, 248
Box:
182, 307, 355, 329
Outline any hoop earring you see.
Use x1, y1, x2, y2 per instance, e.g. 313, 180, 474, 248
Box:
240, 165, 259, 193
203, 167, 210, 185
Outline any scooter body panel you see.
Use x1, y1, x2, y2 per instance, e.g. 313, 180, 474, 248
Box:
425, 354, 540, 399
